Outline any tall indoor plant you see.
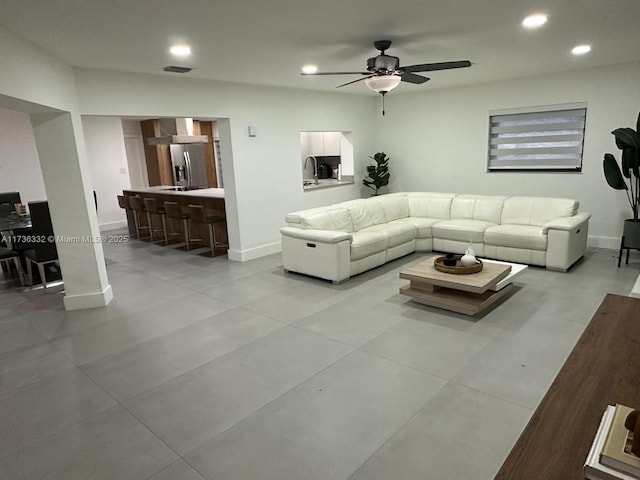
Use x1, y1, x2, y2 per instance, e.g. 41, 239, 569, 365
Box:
363, 152, 390, 195
603, 112, 640, 246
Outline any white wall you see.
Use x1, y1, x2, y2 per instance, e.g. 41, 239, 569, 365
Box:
0, 108, 47, 203
74, 69, 377, 260
0, 25, 111, 309
82, 116, 130, 230
375, 62, 640, 248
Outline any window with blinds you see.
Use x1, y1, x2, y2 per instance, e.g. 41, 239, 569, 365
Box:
487, 106, 586, 172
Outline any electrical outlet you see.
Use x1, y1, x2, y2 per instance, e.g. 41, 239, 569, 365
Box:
119, 168, 127, 174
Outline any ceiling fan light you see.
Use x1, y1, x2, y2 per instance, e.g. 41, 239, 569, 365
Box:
365, 75, 401, 94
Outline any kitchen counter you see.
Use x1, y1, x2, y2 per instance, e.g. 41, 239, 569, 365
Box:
126, 186, 224, 199
122, 186, 227, 256
303, 176, 354, 191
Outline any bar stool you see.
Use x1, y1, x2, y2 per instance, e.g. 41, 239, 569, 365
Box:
187, 204, 226, 255
127, 196, 151, 240
143, 197, 168, 244
163, 201, 190, 250
0, 247, 25, 286
117, 195, 139, 238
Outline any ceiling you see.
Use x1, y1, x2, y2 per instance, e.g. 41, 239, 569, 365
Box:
1, 0, 639, 95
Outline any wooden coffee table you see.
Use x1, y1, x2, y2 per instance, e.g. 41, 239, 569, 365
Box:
399, 255, 527, 315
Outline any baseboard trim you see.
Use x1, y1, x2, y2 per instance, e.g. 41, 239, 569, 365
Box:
63, 284, 113, 311
227, 241, 281, 262
99, 221, 127, 232
588, 235, 620, 250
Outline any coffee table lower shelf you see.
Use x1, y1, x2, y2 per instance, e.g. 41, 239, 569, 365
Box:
399, 283, 514, 316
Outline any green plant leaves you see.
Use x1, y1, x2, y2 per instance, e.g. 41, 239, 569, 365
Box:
604, 154, 628, 190
363, 151, 390, 193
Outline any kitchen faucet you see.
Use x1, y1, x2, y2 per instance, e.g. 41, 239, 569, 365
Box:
304, 155, 319, 185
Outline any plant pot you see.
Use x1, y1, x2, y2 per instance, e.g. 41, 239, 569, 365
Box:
623, 219, 640, 249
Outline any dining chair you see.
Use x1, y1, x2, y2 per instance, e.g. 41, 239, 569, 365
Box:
0, 246, 25, 286
23, 201, 59, 289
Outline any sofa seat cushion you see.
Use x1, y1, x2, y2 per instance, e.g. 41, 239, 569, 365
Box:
390, 217, 441, 239
362, 221, 417, 248
350, 231, 388, 260
484, 224, 547, 250
432, 219, 497, 242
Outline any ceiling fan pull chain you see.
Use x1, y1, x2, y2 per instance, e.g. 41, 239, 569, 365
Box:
382, 92, 386, 116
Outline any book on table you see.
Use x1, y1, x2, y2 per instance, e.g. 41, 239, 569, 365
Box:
584, 405, 638, 480
601, 404, 640, 478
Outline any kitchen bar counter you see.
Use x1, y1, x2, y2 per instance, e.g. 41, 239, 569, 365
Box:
126, 186, 225, 199
122, 187, 227, 256
303, 176, 354, 191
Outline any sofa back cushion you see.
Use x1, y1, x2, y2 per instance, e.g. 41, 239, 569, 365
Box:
502, 197, 579, 226
377, 193, 410, 222
450, 195, 506, 224
343, 199, 386, 231
292, 206, 353, 232
407, 192, 456, 219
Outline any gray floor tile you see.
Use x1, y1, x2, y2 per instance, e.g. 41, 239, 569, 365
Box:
0, 321, 47, 355
0, 369, 116, 457
124, 326, 353, 454
52, 292, 235, 365
0, 342, 77, 395
362, 317, 501, 379
0, 405, 177, 480
185, 350, 446, 480
83, 307, 285, 401
349, 383, 532, 480
452, 317, 585, 409
147, 460, 206, 480
295, 298, 405, 347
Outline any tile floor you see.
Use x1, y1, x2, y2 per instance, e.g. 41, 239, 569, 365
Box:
0, 236, 637, 480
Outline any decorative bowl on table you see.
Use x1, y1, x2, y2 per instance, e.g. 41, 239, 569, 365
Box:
434, 255, 483, 274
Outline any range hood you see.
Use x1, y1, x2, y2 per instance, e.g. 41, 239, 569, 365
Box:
147, 118, 208, 145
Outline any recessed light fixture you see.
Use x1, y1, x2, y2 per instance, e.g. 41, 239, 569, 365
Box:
302, 64, 318, 74
522, 14, 548, 29
169, 45, 192, 57
572, 44, 591, 55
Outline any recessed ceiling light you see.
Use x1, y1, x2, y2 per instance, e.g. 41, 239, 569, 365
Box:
170, 45, 191, 57
572, 44, 591, 55
302, 64, 318, 74
522, 14, 548, 29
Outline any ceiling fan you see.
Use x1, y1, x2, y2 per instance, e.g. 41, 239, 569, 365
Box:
301, 40, 471, 113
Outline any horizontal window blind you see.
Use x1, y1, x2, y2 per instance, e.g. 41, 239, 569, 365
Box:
488, 107, 586, 171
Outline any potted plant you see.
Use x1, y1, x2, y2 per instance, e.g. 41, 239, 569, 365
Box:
603, 112, 640, 247
363, 152, 390, 195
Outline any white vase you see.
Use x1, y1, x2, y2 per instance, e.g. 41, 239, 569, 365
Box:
460, 246, 477, 266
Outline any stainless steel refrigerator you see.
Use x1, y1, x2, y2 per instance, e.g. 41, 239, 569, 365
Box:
170, 144, 208, 188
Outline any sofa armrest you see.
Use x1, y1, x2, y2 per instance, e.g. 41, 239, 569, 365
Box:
280, 226, 352, 244
542, 212, 591, 234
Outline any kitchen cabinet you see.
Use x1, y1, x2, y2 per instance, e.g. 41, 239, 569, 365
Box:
303, 132, 342, 156
322, 132, 341, 156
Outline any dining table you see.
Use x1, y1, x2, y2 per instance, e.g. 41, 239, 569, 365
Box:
0, 212, 32, 248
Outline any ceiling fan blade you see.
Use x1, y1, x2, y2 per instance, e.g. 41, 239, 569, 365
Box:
400, 72, 430, 84
402, 60, 472, 73
301, 71, 371, 76
335, 75, 375, 88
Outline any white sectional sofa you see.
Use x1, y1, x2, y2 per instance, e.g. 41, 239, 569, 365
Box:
280, 192, 591, 283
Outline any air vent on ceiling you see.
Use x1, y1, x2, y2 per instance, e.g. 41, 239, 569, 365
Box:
163, 65, 192, 74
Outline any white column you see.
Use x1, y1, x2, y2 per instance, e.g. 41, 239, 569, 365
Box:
30, 111, 112, 310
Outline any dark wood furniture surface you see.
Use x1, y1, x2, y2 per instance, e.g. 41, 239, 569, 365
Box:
123, 189, 228, 255
495, 293, 640, 479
